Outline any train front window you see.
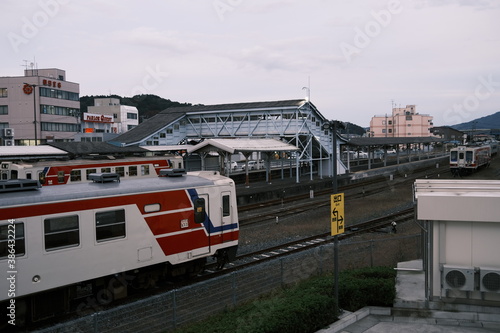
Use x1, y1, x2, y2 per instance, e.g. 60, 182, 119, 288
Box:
0, 222, 25, 258
450, 151, 457, 162
96, 209, 126, 242
44, 215, 80, 251
466, 151, 473, 161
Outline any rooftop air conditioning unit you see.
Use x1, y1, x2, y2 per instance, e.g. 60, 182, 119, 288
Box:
480, 268, 500, 293
3, 128, 14, 137
442, 265, 475, 291
4, 139, 14, 146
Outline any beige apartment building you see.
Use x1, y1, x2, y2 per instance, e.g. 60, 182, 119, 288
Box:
0, 68, 80, 145
369, 104, 433, 137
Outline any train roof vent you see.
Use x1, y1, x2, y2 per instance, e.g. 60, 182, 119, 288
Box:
159, 168, 186, 177
0, 179, 41, 193
88, 172, 121, 183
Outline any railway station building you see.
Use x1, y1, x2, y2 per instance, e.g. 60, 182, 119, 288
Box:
0, 68, 80, 145
109, 99, 349, 179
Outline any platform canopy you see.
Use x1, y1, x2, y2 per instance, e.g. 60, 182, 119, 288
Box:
187, 138, 299, 154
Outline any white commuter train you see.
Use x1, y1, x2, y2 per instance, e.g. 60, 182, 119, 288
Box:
0, 171, 238, 327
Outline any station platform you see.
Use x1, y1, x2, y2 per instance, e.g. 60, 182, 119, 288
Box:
234, 155, 448, 206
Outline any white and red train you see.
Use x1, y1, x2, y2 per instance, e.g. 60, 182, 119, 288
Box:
0, 155, 183, 186
449, 145, 491, 175
0, 171, 238, 326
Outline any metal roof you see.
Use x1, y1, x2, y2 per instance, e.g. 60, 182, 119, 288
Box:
188, 138, 300, 154
346, 136, 445, 147
0, 145, 68, 160
111, 99, 310, 145
48, 142, 147, 156
1, 173, 215, 208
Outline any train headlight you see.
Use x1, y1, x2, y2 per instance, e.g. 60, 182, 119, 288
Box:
32, 275, 41, 283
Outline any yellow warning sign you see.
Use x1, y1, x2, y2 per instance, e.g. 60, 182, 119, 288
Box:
331, 193, 345, 236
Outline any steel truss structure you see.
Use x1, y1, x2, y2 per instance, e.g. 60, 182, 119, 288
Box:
113, 100, 347, 178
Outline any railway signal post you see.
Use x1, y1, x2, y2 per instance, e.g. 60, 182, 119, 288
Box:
323, 119, 345, 317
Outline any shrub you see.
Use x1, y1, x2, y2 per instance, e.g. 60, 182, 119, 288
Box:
338, 266, 396, 312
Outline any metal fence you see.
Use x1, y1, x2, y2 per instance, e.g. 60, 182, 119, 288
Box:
36, 234, 422, 333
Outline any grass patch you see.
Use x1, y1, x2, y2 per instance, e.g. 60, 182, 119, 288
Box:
173, 266, 395, 333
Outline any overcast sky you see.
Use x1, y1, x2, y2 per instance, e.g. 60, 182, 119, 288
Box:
3, 0, 500, 127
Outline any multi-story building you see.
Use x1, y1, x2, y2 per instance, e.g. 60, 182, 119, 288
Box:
0, 68, 80, 145
76, 98, 139, 142
369, 105, 433, 138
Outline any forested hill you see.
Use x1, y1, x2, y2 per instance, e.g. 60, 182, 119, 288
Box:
451, 111, 500, 130
79, 94, 192, 122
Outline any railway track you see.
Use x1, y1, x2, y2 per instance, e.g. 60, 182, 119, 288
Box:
239, 163, 449, 226
204, 207, 415, 276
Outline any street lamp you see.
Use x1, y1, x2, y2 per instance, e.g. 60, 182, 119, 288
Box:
23, 83, 38, 145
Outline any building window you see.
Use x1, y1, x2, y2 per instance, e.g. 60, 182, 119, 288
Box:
41, 122, 80, 132
0, 106, 7, 114
388, 129, 392, 133
0, 88, 7, 98
127, 113, 138, 119
166, 128, 173, 134
96, 209, 126, 242
160, 133, 166, 138
40, 87, 79, 101
406, 116, 413, 121
44, 215, 80, 251
388, 120, 392, 125
0, 222, 25, 258
382, 129, 386, 133
41, 105, 79, 116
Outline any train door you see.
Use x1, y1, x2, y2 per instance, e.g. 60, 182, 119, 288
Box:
194, 193, 211, 255
220, 191, 234, 242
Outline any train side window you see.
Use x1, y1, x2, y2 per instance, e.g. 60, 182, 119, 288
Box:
44, 215, 80, 251
129, 166, 138, 177
38, 172, 46, 184
57, 171, 65, 183
194, 198, 206, 224
70, 170, 81, 182
222, 195, 230, 217
116, 167, 125, 177
101, 167, 111, 173
141, 165, 150, 176
86, 169, 97, 180
0, 222, 25, 258
26, 172, 32, 180
96, 209, 126, 242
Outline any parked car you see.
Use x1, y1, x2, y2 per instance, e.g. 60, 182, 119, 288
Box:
247, 160, 264, 170
227, 161, 240, 170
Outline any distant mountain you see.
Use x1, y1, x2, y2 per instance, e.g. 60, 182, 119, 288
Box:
451, 111, 500, 130
79, 94, 191, 122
